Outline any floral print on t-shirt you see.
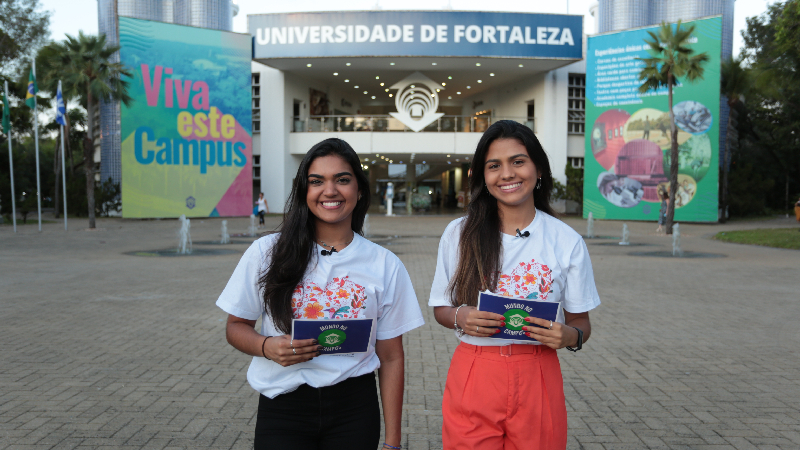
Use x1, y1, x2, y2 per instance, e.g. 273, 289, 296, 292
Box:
291, 276, 368, 320
496, 259, 554, 300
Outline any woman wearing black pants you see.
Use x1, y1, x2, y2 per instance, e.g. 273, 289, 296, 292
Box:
217, 139, 424, 449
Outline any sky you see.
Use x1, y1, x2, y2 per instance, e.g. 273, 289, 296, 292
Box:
40, 0, 778, 59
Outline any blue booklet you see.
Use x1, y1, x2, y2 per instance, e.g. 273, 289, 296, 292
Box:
291, 318, 374, 354
476, 291, 560, 342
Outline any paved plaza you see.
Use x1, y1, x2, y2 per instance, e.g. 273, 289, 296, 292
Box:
2, 213, 800, 450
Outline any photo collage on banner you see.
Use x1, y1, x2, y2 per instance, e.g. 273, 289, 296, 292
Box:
120, 17, 253, 218
583, 16, 721, 222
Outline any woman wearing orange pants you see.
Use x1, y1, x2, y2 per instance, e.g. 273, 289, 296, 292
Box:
429, 120, 601, 449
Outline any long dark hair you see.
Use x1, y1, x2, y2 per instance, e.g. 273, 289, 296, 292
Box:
447, 120, 557, 307
259, 138, 370, 333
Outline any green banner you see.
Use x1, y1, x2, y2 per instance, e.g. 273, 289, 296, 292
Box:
584, 16, 721, 222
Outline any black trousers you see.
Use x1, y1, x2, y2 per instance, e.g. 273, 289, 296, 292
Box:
258, 211, 265, 224
254, 372, 380, 450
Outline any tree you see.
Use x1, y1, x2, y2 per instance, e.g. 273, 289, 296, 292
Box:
738, 1, 800, 214
38, 32, 132, 228
637, 21, 709, 234
0, 0, 50, 75
719, 56, 751, 223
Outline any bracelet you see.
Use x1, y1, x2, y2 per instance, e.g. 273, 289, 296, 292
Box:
261, 336, 271, 359
383, 443, 401, 449
454, 304, 467, 337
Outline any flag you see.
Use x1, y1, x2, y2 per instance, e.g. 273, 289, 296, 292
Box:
56, 81, 66, 126
25, 70, 37, 109
1, 84, 9, 133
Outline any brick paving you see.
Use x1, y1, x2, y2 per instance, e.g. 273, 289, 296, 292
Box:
1, 214, 799, 449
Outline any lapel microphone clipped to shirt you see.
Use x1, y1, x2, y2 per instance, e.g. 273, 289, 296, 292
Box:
320, 247, 338, 256
516, 228, 530, 238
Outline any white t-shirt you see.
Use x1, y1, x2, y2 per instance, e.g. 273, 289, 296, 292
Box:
256, 198, 267, 212
428, 210, 601, 346
217, 233, 425, 398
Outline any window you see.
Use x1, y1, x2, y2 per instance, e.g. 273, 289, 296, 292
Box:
253, 155, 261, 180
252, 73, 260, 134
568, 157, 584, 169
568, 74, 586, 135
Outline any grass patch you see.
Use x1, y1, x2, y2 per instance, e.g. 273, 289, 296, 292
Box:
714, 228, 800, 250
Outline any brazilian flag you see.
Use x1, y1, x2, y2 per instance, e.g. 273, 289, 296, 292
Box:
25, 70, 37, 109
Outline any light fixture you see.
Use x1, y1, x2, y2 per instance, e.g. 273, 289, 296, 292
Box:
363, 91, 368, 94
385, 89, 389, 92
477, 80, 482, 83
422, 161, 426, 164
389, 94, 393, 97
344, 79, 350, 82
448, 76, 452, 79
490, 73, 495, 76
430, 93, 434, 97
467, 86, 471, 89
410, 84, 415, 88
476, 63, 481, 66
375, 76, 380, 79
448, 96, 452, 99
441, 82, 446, 86
346, 62, 351, 66
376, 154, 379, 156
447, 154, 451, 157
371, 95, 376, 99
399, 161, 403, 164
380, 82, 384, 86
390, 62, 395, 65
436, 89, 440, 92
306, 63, 312, 67
457, 91, 461, 94
333, 72, 338, 76
354, 85, 359, 88
432, 62, 437, 65
518, 64, 524, 67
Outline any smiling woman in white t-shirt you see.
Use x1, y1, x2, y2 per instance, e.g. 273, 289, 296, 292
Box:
217, 138, 424, 450
429, 120, 601, 450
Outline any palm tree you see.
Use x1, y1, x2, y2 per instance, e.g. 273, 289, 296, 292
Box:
719, 56, 750, 223
38, 32, 132, 228
638, 21, 709, 234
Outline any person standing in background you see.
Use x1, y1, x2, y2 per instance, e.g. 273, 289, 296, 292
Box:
657, 192, 669, 233
256, 192, 268, 228
794, 196, 800, 223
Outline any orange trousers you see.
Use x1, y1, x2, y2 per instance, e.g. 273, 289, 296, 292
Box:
442, 343, 567, 450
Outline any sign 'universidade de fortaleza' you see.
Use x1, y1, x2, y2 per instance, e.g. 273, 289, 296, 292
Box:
250, 11, 582, 60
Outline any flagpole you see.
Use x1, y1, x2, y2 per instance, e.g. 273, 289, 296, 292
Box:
32, 59, 42, 232
59, 82, 68, 231
4, 81, 17, 233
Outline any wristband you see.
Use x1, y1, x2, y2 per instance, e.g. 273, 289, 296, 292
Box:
566, 327, 583, 352
261, 336, 271, 359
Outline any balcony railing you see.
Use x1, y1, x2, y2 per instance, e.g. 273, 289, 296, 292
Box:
292, 115, 535, 133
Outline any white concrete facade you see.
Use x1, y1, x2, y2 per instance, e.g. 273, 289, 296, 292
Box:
250, 12, 588, 214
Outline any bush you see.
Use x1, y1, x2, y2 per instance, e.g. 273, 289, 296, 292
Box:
727, 162, 775, 217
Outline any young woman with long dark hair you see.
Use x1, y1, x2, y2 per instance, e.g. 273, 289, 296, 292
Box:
217, 138, 424, 450
429, 120, 601, 449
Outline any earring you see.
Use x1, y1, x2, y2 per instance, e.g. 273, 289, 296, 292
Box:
535, 178, 541, 190
358, 194, 362, 200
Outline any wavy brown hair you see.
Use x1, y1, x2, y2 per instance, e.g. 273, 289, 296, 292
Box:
259, 138, 370, 333
447, 120, 557, 307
